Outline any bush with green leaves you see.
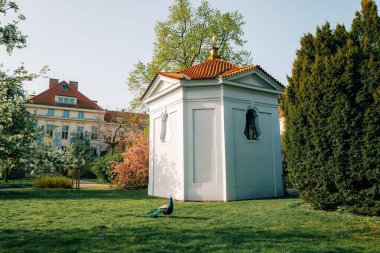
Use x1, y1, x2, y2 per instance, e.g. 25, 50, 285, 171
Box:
282, 0, 380, 215
34, 175, 72, 189
91, 153, 122, 183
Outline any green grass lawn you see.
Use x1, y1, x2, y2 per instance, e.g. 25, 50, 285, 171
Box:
0, 183, 379, 253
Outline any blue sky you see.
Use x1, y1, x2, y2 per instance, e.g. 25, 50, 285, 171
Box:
1, 0, 378, 110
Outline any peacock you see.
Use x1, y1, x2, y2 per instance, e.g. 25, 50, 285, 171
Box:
137, 196, 173, 218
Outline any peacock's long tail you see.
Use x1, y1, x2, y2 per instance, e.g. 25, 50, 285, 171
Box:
136, 208, 162, 218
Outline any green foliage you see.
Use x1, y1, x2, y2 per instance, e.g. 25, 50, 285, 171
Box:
68, 132, 96, 176
0, 0, 48, 182
127, 0, 252, 108
283, 0, 380, 215
34, 175, 72, 189
0, 59, 39, 183
0, 1, 27, 53
91, 153, 122, 183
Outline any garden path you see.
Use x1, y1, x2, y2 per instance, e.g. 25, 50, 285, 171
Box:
73, 180, 110, 189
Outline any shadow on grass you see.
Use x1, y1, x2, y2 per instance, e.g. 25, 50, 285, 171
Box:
0, 225, 365, 253
0, 178, 34, 189
0, 188, 151, 201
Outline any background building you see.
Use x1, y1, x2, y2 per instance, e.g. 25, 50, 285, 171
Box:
26, 78, 147, 155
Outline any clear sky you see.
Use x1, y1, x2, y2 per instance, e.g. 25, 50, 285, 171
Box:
1, 0, 378, 110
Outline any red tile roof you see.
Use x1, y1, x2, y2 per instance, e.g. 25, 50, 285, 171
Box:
178, 59, 239, 79
158, 59, 253, 80
142, 59, 284, 99
159, 72, 185, 79
219, 65, 255, 77
30, 81, 103, 110
104, 110, 148, 123
104, 110, 148, 129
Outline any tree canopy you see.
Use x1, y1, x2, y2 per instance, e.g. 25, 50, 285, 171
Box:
127, 0, 252, 108
0, 1, 39, 181
283, 0, 380, 215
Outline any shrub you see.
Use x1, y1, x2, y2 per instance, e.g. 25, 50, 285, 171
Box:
34, 175, 72, 189
112, 130, 149, 189
91, 153, 123, 182
282, 0, 380, 215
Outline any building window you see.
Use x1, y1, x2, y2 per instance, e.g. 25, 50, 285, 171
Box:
61, 85, 69, 91
47, 108, 55, 117
57, 96, 76, 104
77, 126, 84, 139
46, 124, 54, 138
104, 136, 112, 142
116, 117, 123, 123
91, 127, 98, 140
62, 125, 69, 140
244, 109, 259, 140
63, 110, 70, 118
78, 111, 84, 119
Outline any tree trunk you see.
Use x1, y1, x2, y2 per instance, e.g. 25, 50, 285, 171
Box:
4, 168, 8, 182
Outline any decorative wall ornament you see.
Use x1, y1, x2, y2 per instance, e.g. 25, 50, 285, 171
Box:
160, 112, 169, 143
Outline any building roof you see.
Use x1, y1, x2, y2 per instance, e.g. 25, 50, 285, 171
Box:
158, 59, 283, 83
104, 110, 148, 129
142, 58, 284, 100
30, 81, 103, 110
159, 59, 241, 80
104, 110, 148, 123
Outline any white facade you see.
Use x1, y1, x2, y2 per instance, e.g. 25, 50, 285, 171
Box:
143, 67, 284, 201
25, 78, 134, 154
25, 103, 110, 153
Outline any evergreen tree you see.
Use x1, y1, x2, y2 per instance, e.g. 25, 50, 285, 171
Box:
283, 0, 380, 215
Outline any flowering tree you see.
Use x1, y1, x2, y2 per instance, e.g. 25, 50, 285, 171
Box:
111, 130, 149, 189
0, 2, 45, 181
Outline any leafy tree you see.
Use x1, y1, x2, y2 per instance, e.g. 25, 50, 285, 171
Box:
31, 143, 73, 176
127, 0, 252, 108
91, 153, 122, 183
0, 2, 42, 182
0, 67, 38, 182
98, 112, 148, 155
283, 0, 380, 215
0, 1, 27, 53
68, 132, 96, 178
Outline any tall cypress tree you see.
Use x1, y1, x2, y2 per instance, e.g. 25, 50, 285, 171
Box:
283, 0, 380, 215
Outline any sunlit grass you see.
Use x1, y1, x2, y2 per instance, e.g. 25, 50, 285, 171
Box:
0, 184, 379, 252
